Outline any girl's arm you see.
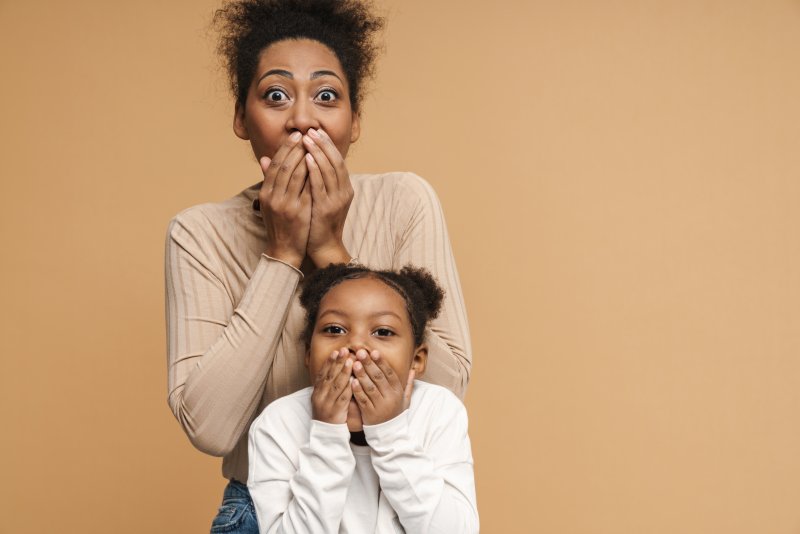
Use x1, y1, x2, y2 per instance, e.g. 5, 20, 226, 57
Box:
392, 174, 472, 398
248, 398, 355, 534
364, 385, 479, 533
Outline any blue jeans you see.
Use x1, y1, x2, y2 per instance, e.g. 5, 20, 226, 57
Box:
210, 480, 259, 533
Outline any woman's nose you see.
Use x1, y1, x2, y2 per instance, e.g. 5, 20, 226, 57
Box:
286, 98, 319, 134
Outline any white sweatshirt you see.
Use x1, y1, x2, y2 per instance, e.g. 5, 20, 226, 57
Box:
247, 381, 479, 533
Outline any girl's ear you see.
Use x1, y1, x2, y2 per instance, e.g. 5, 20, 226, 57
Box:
411, 344, 428, 378
304, 349, 310, 369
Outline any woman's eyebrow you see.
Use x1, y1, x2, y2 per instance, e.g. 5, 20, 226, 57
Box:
258, 69, 293, 83
257, 69, 343, 84
310, 70, 343, 82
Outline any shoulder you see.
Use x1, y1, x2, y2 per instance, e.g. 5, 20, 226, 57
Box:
250, 387, 313, 435
167, 183, 260, 241
409, 381, 465, 419
351, 172, 440, 205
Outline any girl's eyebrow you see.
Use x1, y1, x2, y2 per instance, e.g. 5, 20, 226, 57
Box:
318, 309, 402, 320
258, 69, 343, 83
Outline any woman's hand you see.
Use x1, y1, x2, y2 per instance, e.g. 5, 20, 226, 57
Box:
302, 128, 353, 267
311, 348, 354, 425
351, 349, 411, 426
258, 131, 311, 269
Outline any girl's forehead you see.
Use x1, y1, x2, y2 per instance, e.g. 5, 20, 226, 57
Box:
321, 277, 406, 312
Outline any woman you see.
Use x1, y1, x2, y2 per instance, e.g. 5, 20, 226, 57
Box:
165, 1, 472, 531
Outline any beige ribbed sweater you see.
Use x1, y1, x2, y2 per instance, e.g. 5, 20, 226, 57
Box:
165, 172, 471, 483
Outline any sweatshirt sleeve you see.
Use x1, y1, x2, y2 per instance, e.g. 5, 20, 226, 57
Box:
363, 390, 479, 533
165, 211, 302, 456
248, 410, 355, 534
392, 174, 472, 399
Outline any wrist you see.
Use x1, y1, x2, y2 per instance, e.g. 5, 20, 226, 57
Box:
264, 245, 304, 269
309, 242, 351, 268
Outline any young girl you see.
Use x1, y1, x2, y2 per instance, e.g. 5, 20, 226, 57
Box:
247, 264, 478, 533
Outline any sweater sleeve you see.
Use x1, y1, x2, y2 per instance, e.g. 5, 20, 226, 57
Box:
165, 212, 302, 456
248, 412, 355, 534
392, 174, 472, 398
363, 392, 479, 533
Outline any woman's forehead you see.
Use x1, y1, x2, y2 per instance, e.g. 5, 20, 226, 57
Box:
257, 38, 345, 78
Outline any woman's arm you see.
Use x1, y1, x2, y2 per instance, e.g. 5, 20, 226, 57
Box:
393, 174, 472, 398
165, 211, 302, 457
363, 385, 479, 533
166, 137, 313, 457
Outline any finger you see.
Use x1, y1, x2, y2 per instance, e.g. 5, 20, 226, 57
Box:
353, 357, 382, 402
314, 350, 338, 386
310, 128, 348, 189
304, 130, 338, 192
403, 369, 415, 409
259, 156, 272, 181
271, 141, 306, 195
330, 356, 353, 398
351, 377, 374, 411
358, 349, 390, 396
334, 373, 354, 408
264, 132, 301, 181
305, 152, 326, 198
281, 145, 308, 198
369, 350, 402, 391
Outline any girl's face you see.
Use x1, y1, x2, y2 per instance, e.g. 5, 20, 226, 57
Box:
306, 277, 427, 431
233, 38, 360, 161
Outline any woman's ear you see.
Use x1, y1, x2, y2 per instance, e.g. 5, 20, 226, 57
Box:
349, 111, 361, 144
304, 349, 310, 369
233, 101, 249, 140
411, 344, 428, 378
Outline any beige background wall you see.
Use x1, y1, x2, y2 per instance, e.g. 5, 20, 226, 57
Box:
2, 1, 799, 532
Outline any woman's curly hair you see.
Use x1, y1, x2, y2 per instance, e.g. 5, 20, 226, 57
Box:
213, 0, 384, 112
299, 264, 445, 348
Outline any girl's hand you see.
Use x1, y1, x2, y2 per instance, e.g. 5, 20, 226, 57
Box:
258, 131, 311, 269
351, 349, 408, 426
311, 348, 354, 425
302, 128, 353, 267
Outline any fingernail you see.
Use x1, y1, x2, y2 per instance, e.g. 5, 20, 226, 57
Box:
290, 131, 302, 142
345, 359, 352, 367
308, 128, 320, 139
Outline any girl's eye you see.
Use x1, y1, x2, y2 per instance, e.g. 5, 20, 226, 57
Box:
322, 325, 345, 334
373, 328, 395, 337
315, 89, 338, 103
264, 89, 289, 102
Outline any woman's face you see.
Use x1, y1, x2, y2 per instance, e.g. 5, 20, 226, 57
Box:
233, 38, 360, 161
306, 277, 427, 431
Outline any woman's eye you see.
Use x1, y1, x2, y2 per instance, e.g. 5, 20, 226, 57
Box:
373, 328, 395, 337
264, 89, 289, 102
322, 325, 345, 334
315, 90, 338, 103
